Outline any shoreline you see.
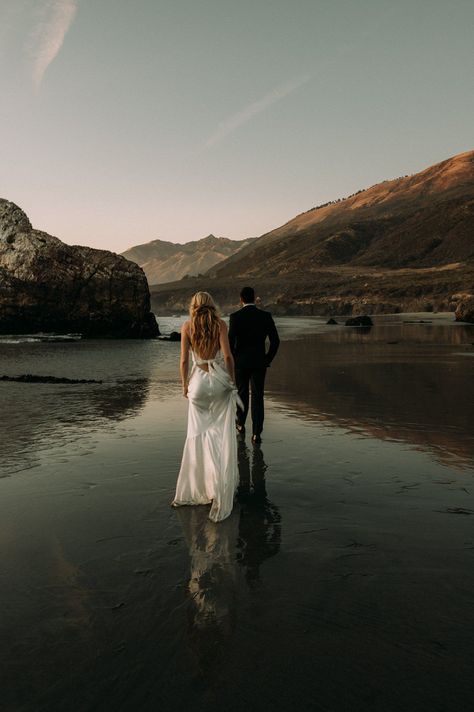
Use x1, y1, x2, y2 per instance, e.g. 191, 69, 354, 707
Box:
157, 310, 462, 342
0, 311, 466, 346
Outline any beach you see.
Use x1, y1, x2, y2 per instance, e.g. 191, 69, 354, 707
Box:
1, 314, 474, 711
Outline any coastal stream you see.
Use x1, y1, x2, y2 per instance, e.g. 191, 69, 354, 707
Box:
1, 314, 474, 712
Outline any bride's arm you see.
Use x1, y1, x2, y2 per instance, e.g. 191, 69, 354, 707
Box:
180, 321, 191, 397
219, 320, 235, 384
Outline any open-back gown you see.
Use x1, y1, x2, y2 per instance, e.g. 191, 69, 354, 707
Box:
172, 351, 243, 522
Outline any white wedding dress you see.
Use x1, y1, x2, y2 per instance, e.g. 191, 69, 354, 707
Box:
172, 351, 243, 522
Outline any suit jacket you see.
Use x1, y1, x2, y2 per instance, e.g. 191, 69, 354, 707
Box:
228, 305, 280, 370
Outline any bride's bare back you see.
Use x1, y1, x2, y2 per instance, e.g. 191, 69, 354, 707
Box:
181, 319, 235, 378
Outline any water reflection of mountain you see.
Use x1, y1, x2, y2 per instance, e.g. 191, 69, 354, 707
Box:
0, 379, 150, 476
268, 325, 474, 468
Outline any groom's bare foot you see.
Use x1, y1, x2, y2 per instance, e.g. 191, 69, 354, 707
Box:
251, 434, 262, 444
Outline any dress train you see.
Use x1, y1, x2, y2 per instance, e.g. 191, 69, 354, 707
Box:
173, 352, 243, 522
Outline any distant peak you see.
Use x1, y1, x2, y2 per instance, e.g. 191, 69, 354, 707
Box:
183, 234, 227, 247
199, 234, 219, 242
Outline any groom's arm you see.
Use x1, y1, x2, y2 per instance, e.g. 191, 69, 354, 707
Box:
228, 313, 237, 356
265, 314, 280, 366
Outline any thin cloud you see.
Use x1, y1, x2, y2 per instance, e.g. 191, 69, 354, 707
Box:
201, 3, 398, 152
204, 74, 311, 149
27, 0, 78, 89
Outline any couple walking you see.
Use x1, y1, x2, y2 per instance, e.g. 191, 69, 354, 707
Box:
172, 287, 280, 522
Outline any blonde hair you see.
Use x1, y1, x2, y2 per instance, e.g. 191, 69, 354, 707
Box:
189, 292, 221, 358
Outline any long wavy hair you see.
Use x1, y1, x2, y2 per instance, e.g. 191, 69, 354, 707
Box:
189, 292, 221, 358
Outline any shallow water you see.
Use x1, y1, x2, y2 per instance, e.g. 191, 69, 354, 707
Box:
1, 315, 474, 712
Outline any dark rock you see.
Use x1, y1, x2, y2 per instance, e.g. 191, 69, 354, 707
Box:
159, 331, 181, 341
455, 297, 474, 324
37, 335, 82, 342
326, 318, 338, 325
1, 374, 102, 384
345, 315, 373, 327
0, 199, 159, 338
0, 333, 82, 343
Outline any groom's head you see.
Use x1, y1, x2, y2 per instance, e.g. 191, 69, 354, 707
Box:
240, 286, 255, 305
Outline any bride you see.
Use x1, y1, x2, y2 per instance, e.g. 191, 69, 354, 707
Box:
172, 291, 242, 522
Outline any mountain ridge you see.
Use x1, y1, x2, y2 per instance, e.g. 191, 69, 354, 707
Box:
122, 234, 256, 285
209, 150, 474, 279
150, 150, 474, 316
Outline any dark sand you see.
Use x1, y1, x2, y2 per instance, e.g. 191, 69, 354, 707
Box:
1, 315, 474, 712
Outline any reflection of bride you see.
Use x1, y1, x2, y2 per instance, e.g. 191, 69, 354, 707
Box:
175, 442, 282, 642
175, 506, 240, 634
174, 444, 282, 691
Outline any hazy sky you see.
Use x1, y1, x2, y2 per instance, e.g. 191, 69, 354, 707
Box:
1, 0, 473, 252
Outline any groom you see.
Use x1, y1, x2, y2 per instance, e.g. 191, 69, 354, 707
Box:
228, 287, 280, 444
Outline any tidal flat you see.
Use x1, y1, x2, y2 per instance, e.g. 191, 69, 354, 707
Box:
1, 314, 474, 712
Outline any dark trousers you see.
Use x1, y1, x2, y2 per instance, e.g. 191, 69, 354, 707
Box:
235, 367, 266, 436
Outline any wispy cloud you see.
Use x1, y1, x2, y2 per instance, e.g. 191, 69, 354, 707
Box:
204, 74, 311, 149
26, 0, 78, 90
202, 3, 398, 152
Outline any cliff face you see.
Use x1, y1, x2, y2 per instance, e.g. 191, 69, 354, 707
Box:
0, 200, 159, 337
121, 234, 256, 285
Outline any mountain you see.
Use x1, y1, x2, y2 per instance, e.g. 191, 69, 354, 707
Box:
150, 150, 474, 316
211, 150, 474, 277
0, 199, 158, 337
122, 234, 256, 285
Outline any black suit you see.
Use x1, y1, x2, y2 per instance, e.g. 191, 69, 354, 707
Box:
228, 304, 280, 437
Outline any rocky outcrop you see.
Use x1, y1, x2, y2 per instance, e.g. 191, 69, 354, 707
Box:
345, 315, 373, 327
455, 296, 474, 323
158, 331, 181, 341
0, 375, 102, 384
0, 199, 159, 337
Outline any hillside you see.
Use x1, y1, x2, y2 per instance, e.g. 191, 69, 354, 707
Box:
122, 234, 255, 285
211, 150, 474, 278
150, 150, 474, 315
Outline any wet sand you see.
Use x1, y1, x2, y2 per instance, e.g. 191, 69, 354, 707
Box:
1, 315, 474, 711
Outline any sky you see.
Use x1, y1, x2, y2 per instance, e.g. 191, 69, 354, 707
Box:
0, 0, 473, 253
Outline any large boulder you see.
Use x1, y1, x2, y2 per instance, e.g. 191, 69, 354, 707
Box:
345, 315, 373, 327
0, 199, 159, 337
159, 330, 181, 341
455, 297, 474, 324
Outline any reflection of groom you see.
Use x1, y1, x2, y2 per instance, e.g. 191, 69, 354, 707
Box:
236, 440, 281, 587
228, 286, 280, 444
